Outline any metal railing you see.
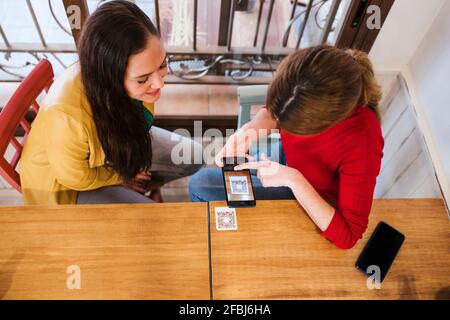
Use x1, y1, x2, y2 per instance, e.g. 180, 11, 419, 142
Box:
0, 0, 346, 84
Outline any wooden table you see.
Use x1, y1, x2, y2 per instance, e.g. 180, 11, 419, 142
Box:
210, 199, 450, 299
0, 203, 210, 299
1, 199, 448, 300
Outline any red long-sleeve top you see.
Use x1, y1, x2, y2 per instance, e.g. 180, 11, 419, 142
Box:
280, 105, 384, 249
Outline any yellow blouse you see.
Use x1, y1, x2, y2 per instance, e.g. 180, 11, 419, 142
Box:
20, 64, 154, 205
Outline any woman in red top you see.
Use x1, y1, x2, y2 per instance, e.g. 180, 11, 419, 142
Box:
189, 45, 383, 249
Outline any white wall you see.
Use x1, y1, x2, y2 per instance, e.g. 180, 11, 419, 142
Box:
370, 0, 446, 70
408, 0, 450, 205
370, 0, 450, 210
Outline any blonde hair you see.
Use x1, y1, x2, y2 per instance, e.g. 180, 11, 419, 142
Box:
345, 48, 382, 122
267, 45, 382, 135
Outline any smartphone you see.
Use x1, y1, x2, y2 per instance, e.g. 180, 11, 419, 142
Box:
148, 171, 166, 183
355, 221, 405, 283
221, 157, 256, 208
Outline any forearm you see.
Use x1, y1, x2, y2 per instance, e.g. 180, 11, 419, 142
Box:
288, 171, 335, 231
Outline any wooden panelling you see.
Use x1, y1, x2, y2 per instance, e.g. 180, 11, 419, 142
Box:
373, 72, 441, 199
411, 175, 442, 198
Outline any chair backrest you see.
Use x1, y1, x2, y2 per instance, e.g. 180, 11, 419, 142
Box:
0, 59, 54, 192
236, 84, 284, 163
237, 85, 268, 129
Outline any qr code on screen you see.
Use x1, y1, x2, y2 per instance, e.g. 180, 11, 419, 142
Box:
215, 207, 238, 231
229, 176, 249, 195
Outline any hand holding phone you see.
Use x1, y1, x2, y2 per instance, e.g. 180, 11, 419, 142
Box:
215, 130, 255, 167
222, 157, 256, 208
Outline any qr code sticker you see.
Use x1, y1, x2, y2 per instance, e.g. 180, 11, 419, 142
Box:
215, 207, 238, 231
229, 176, 249, 195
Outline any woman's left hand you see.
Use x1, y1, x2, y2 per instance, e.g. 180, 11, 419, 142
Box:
234, 154, 301, 189
235, 154, 335, 233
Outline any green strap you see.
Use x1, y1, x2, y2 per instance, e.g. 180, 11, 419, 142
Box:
133, 100, 154, 130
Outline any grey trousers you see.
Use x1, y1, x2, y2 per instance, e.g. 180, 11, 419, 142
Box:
76, 126, 203, 204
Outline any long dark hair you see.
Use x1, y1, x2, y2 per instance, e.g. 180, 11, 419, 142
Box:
78, 0, 159, 181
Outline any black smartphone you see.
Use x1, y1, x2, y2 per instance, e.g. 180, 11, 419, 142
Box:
355, 221, 405, 283
148, 171, 165, 183
221, 157, 256, 208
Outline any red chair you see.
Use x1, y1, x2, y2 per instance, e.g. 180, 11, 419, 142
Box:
0, 59, 54, 193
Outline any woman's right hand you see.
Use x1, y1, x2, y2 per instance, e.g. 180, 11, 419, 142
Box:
122, 170, 152, 194
214, 128, 255, 167
215, 108, 277, 167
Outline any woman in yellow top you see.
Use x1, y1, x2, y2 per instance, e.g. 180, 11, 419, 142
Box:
20, 1, 203, 205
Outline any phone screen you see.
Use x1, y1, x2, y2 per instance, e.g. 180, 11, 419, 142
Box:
222, 157, 256, 207
355, 221, 405, 283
